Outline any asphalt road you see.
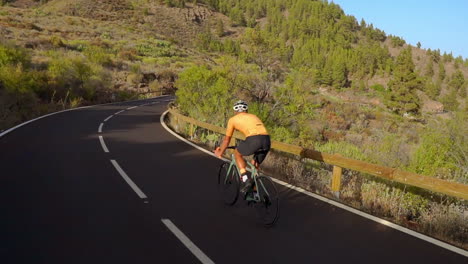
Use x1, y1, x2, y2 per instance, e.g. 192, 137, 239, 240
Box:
1, 97, 466, 263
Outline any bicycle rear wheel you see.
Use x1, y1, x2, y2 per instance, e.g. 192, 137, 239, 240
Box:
254, 176, 279, 226
217, 162, 240, 205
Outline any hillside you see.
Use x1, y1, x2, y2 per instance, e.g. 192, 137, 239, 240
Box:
0, 0, 234, 129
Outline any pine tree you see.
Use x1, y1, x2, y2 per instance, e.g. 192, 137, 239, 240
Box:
229, 6, 246, 27
331, 51, 348, 88
215, 19, 225, 37
460, 86, 467, 98
438, 62, 446, 81
440, 89, 459, 112
449, 70, 465, 92
332, 61, 347, 88
431, 49, 441, 62
425, 80, 441, 99
360, 18, 366, 28
320, 60, 334, 86
424, 60, 434, 77
385, 47, 421, 115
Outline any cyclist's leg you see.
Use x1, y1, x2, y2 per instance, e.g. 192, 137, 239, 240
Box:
237, 137, 255, 176
234, 149, 247, 175
250, 159, 259, 169
251, 135, 271, 169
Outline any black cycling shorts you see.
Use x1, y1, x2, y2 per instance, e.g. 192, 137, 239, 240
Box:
237, 135, 271, 164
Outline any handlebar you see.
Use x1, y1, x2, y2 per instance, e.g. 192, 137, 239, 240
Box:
214, 141, 236, 150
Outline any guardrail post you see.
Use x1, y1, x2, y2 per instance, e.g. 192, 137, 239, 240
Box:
331, 165, 342, 199
173, 113, 179, 132
189, 124, 195, 139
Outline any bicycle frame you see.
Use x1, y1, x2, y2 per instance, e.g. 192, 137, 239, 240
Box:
225, 153, 271, 202
217, 145, 279, 225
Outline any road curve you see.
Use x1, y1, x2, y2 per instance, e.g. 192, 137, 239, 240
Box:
0, 97, 466, 264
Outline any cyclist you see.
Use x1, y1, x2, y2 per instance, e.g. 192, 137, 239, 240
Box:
214, 100, 271, 193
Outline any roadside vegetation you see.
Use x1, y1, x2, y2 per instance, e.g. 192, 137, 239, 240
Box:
0, 1, 192, 130
173, 0, 468, 185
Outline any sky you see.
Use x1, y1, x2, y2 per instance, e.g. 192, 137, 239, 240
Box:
330, 0, 468, 59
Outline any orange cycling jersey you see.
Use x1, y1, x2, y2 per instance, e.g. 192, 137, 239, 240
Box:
226, 113, 268, 137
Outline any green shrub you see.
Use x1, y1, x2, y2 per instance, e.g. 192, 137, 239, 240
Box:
0, 42, 31, 68
0, 67, 43, 128
118, 47, 138, 61
269, 126, 296, 144
370, 84, 385, 92
47, 51, 111, 102
0, 65, 45, 94
127, 73, 143, 85
117, 90, 137, 100
66, 40, 90, 52
100, 32, 113, 40
48, 55, 93, 87
175, 65, 234, 125
440, 89, 459, 112
49, 35, 64, 48
389, 35, 406, 47
365, 133, 410, 168
409, 125, 455, 178
136, 38, 176, 58
69, 97, 83, 108
83, 45, 113, 66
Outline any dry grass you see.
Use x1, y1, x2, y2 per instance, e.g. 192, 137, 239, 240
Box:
0, 0, 228, 103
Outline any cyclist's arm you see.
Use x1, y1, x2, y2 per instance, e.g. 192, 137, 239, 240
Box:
215, 118, 235, 158
215, 135, 231, 158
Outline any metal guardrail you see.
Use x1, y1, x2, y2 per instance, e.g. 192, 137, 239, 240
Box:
167, 108, 468, 200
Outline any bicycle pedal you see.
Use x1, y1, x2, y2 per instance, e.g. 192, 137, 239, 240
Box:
253, 191, 259, 200
244, 192, 253, 201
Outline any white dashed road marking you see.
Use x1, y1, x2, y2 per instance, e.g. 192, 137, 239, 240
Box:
161, 219, 215, 264
110, 160, 147, 199
99, 135, 109, 153
103, 115, 113, 122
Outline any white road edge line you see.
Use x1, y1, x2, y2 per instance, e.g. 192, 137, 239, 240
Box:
0, 106, 92, 138
0, 95, 170, 139
160, 111, 220, 159
115, 110, 125, 115
161, 219, 215, 264
98, 123, 104, 133
110, 160, 147, 199
160, 110, 468, 258
103, 115, 113, 122
270, 178, 467, 257
99, 136, 110, 153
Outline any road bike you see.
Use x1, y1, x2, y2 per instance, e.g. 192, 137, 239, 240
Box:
216, 145, 279, 226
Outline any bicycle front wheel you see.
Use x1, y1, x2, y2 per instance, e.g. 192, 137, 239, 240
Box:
217, 162, 240, 205
254, 176, 280, 226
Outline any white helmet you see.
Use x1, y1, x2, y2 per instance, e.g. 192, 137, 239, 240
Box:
233, 100, 248, 112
